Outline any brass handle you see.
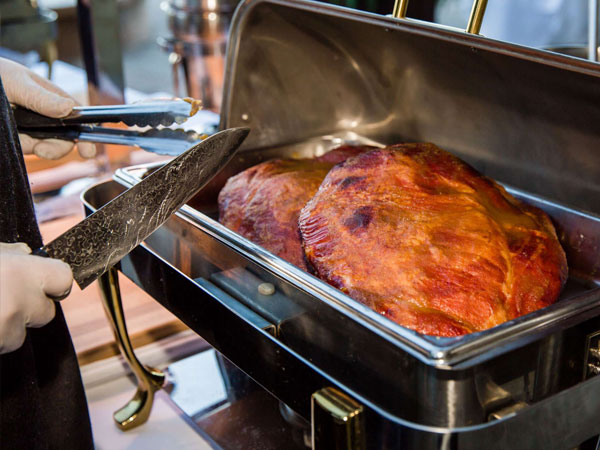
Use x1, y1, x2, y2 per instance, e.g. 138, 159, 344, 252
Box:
466, 0, 489, 35
392, 0, 489, 35
311, 387, 365, 450
392, 0, 408, 19
97, 267, 166, 430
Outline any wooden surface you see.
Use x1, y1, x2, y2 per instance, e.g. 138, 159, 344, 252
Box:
39, 213, 187, 365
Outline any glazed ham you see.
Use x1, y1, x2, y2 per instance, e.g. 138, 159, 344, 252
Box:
219, 143, 567, 336
298, 143, 567, 336
218, 146, 374, 269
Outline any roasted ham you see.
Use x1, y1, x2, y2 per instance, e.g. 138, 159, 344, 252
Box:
219, 143, 567, 336
218, 145, 374, 269
299, 143, 567, 336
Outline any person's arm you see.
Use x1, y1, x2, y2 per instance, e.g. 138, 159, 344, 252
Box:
0, 57, 96, 159
0, 58, 90, 354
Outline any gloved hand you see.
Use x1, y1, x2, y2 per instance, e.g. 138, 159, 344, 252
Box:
0, 242, 73, 354
0, 57, 96, 160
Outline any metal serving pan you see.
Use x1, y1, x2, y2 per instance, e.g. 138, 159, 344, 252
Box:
114, 131, 600, 366
86, 0, 600, 446
105, 130, 599, 438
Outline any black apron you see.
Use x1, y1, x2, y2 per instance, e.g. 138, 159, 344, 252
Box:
0, 78, 93, 449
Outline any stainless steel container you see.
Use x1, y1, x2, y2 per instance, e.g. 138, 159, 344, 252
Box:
86, 0, 600, 447
159, 0, 239, 110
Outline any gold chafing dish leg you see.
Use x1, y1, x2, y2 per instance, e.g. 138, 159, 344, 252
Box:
97, 267, 166, 430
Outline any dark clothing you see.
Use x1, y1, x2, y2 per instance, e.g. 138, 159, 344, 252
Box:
0, 78, 93, 449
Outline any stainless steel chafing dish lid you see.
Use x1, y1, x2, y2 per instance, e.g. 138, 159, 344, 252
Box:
220, 0, 600, 215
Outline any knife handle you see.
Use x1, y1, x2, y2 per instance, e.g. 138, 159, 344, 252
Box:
32, 247, 72, 301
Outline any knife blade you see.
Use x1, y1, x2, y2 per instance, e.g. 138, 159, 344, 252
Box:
34, 127, 249, 290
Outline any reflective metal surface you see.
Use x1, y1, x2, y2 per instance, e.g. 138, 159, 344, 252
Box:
159, 0, 235, 110
15, 99, 206, 156
465, 0, 488, 34
20, 125, 206, 156
546, 46, 600, 62
589, 0, 599, 62
312, 387, 365, 450
398, 0, 489, 35
584, 331, 600, 379
166, 349, 309, 449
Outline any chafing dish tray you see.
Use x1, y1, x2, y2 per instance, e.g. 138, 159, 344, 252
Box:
84, 0, 600, 446
81, 133, 600, 447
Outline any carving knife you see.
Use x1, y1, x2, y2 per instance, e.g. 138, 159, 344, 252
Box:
33, 127, 249, 294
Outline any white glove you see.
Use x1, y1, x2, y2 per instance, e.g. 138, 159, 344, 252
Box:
0, 242, 73, 354
0, 57, 96, 160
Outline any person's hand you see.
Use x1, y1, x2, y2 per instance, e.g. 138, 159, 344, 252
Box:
0, 242, 73, 354
0, 57, 96, 160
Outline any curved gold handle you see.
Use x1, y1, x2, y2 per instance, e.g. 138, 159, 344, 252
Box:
97, 267, 166, 430
392, 0, 489, 35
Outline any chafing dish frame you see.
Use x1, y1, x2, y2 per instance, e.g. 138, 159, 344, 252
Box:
84, 170, 600, 448
102, 134, 600, 447
112, 133, 600, 371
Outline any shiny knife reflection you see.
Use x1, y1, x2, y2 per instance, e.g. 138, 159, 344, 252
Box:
34, 127, 250, 290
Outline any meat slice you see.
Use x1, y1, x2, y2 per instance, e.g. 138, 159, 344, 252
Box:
299, 143, 568, 336
218, 145, 374, 269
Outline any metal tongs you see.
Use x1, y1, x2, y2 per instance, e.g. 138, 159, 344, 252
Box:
14, 99, 208, 156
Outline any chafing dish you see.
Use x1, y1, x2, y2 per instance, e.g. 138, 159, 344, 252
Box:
83, 0, 600, 447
